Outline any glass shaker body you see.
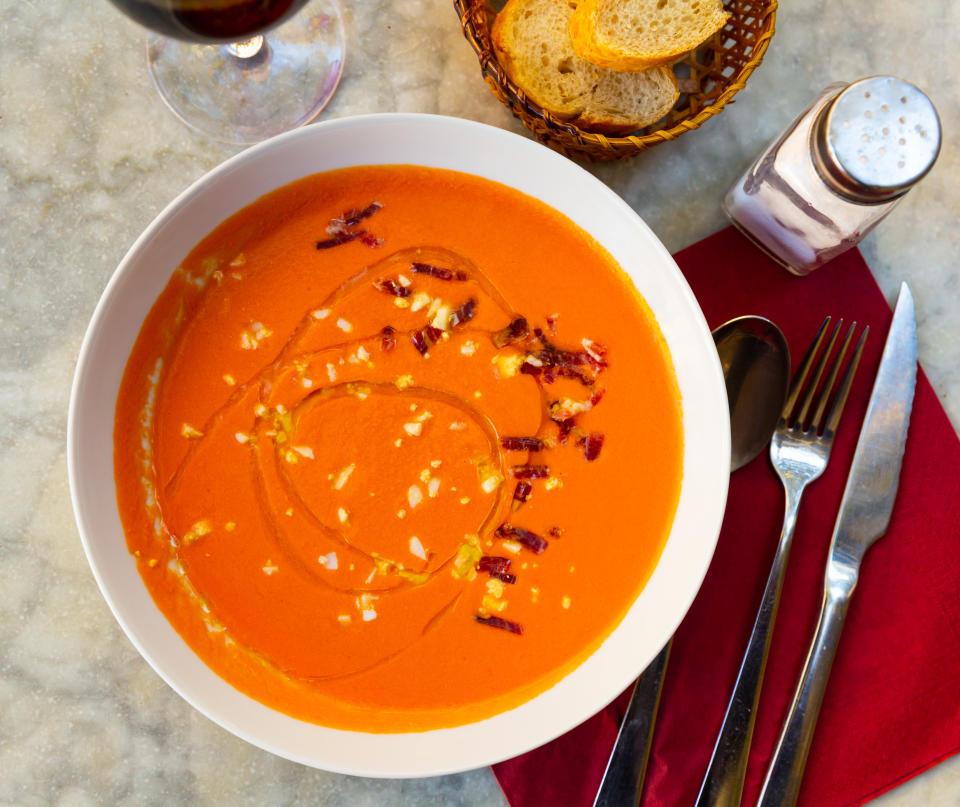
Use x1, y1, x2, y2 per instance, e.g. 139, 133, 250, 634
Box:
723, 78, 941, 276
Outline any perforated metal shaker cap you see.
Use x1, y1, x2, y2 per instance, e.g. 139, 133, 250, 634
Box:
812, 76, 941, 203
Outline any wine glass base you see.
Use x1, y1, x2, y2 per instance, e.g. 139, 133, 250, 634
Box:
147, 0, 344, 145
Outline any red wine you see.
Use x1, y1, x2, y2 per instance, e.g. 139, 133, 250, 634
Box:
107, 0, 312, 44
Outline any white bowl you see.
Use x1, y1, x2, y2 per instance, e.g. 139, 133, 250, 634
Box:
68, 113, 729, 777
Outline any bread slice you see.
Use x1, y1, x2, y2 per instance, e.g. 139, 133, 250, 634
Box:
492, 0, 679, 135
569, 0, 729, 71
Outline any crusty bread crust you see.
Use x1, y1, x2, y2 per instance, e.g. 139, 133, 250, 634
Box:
569, 0, 729, 71
492, 0, 679, 135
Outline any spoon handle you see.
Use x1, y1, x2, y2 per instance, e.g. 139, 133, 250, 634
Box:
593, 641, 671, 807
694, 485, 804, 807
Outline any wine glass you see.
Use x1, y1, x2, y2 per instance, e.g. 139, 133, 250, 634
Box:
107, 0, 345, 145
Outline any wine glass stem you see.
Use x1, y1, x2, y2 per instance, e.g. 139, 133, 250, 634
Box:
226, 36, 265, 59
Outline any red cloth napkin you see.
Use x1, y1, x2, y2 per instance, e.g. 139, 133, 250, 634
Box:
493, 226, 960, 807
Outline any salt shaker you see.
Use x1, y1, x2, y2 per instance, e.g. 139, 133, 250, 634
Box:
723, 76, 941, 276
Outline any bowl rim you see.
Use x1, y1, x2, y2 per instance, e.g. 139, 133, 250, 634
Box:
67, 112, 730, 777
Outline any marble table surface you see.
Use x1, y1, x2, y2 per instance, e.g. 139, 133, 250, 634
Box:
2, 0, 957, 804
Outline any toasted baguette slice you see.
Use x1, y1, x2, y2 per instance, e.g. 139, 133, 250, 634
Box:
569, 0, 729, 71
492, 0, 679, 134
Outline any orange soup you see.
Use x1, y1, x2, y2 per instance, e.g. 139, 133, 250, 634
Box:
113, 165, 683, 732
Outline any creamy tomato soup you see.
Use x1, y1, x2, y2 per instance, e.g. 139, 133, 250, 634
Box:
113, 165, 682, 732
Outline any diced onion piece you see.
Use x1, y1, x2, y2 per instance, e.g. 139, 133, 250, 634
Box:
409, 536, 427, 560
407, 485, 423, 508
333, 463, 356, 490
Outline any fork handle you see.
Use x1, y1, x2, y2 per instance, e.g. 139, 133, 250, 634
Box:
756, 592, 852, 807
694, 487, 804, 807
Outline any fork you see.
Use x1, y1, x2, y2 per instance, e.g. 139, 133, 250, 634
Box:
694, 317, 868, 807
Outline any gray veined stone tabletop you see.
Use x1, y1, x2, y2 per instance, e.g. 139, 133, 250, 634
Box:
1, 1, 957, 805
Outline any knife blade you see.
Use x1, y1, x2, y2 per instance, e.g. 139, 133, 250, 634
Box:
826, 281, 918, 564
757, 281, 918, 807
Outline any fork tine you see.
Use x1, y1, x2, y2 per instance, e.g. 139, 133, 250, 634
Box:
821, 325, 869, 439
782, 317, 831, 420
810, 321, 857, 432
795, 319, 843, 427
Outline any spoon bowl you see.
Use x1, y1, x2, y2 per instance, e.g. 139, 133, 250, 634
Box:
714, 316, 791, 471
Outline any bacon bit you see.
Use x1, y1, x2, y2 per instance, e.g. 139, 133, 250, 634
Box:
581, 338, 608, 363
512, 480, 532, 508
490, 571, 517, 584
320, 203, 383, 248
590, 388, 606, 407
475, 614, 523, 635
411, 329, 429, 355
584, 432, 605, 461
477, 556, 512, 574
510, 464, 550, 480
381, 325, 396, 352
375, 278, 411, 298
496, 523, 548, 554
449, 298, 477, 328
548, 526, 565, 538
316, 230, 365, 249
546, 314, 559, 335
557, 419, 575, 444
411, 262, 468, 281
334, 201, 382, 229
411, 325, 444, 356
500, 436, 544, 452
493, 317, 529, 348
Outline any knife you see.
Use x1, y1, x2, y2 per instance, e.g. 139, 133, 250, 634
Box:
756, 282, 918, 807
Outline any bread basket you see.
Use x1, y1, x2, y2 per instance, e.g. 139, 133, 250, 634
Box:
454, 0, 778, 162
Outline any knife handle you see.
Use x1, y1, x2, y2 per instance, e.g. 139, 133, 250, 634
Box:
593, 641, 671, 807
756, 591, 852, 807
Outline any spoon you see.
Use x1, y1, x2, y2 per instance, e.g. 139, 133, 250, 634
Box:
593, 315, 790, 807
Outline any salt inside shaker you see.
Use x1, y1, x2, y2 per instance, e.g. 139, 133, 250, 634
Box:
723, 76, 941, 276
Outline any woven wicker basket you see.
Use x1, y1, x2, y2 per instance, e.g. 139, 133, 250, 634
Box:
454, 0, 778, 161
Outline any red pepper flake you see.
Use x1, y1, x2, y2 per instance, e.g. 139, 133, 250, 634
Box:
361, 233, 385, 248
449, 298, 476, 328
510, 464, 550, 480
548, 526, 564, 538
489, 571, 517, 584
375, 278, 411, 298
316, 230, 365, 249
557, 419, 575, 444
381, 325, 396, 352
475, 614, 523, 635
500, 436, 544, 452
584, 432, 605, 461
512, 480, 532, 509
590, 388, 606, 407
411, 262, 468, 281
477, 556, 512, 574
546, 315, 558, 335
496, 523, 548, 554
493, 317, 529, 348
